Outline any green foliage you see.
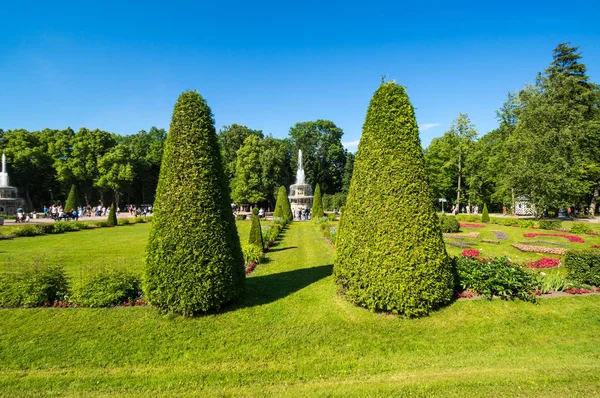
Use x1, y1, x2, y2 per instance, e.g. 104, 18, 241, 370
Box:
235, 214, 247, 220
312, 183, 324, 219
144, 91, 245, 316
248, 210, 264, 249
64, 184, 80, 211
261, 226, 279, 244
517, 219, 536, 228
481, 204, 490, 222
570, 222, 593, 234
564, 250, 600, 286
241, 244, 263, 265
232, 135, 267, 205
71, 268, 141, 308
454, 257, 537, 301
538, 220, 562, 230
334, 82, 454, 317
536, 271, 568, 294
107, 203, 117, 226
322, 192, 346, 211
0, 263, 69, 307
13, 225, 39, 237
455, 214, 481, 222
52, 222, 78, 234
438, 213, 460, 233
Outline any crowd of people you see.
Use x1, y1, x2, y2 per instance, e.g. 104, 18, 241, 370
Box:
12, 204, 153, 223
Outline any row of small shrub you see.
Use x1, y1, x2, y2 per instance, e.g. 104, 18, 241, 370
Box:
0, 217, 153, 240
317, 216, 338, 245
242, 220, 288, 266
455, 214, 599, 235
0, 263, 142, 308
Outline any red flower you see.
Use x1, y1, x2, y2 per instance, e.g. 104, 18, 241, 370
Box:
523, 232, 584, 243
462, 249, 480, 258
525, 257, 560, 268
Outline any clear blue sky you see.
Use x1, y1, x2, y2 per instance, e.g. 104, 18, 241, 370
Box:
1, 1, 599, 149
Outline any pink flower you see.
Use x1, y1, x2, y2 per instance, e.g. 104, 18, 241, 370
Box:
462, 249, 480, 258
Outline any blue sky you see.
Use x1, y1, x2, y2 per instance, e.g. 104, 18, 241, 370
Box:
1, 1, 599, 150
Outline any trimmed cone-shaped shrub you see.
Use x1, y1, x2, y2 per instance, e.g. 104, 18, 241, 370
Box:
274, 185, 293, 222
334, 82, 454, 317
144, 91, 244, 315
249, 207, 264, 249
312, 183, 324, 220
481, 203, 490, 223
64, 184, 80, 212
107, 203, 117, 226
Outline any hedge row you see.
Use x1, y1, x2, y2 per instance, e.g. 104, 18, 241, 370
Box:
0, 263, 141, 308
0, 217, 152, 240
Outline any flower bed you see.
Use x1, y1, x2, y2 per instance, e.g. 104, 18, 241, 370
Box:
447, 241, 475, 248
512, 244, 566, 255
525, 257, 561, 268
245, 261, 257, 276
585, 231, 599, 236
482, 239, 500, 244
443, 232, 480, 239
460, 223, 486, 228
462, 249, 479, 257
593, 245, 600, 249
523, 233, 584, 243
565, 288, 595, 295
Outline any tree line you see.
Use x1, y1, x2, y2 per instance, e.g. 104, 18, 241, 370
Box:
0, 120, 354, 211
424, 43, 600, 215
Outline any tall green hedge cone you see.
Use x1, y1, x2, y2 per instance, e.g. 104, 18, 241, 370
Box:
64, 184, 80, 212
249, 207, 264, 249
274, 186, 293, 222
144, 91, 244, 316
312, 183, 324, 220
481, 203, 490, 223
334, 82, 454, 317
107, 203, 117, 226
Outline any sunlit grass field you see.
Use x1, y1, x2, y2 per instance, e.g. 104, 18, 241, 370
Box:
0, 221, 599, 396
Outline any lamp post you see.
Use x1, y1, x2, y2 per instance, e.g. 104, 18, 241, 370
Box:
438, 198, 447, 213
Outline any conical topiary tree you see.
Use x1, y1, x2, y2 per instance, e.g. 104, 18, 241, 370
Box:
248, 207, 264, 249
107, 203, 117, 226
64, 184, 80, 212
274, 185, 293, 222
481, 203, 490, 223
334, 81, 454, 317
312, 183, 324, 220
144, 91, 245, 315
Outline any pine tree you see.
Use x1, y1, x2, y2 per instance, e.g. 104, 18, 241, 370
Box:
248, 207, 264, 249
273, 185, 292, 222
107, 203, 117, 226
64, 184, 80, 212
144, 91, 244, 315
334, 82, 454, 317
312, 183, 324, 220
481, 203, 490, 223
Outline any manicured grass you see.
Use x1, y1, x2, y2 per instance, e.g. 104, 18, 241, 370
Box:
0, 222, 599, 396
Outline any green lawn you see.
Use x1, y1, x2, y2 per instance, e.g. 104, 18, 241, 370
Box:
0, 222, 599, 396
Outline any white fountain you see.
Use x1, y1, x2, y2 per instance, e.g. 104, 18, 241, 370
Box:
0, 154, 24, 219
288, 150, 313, 218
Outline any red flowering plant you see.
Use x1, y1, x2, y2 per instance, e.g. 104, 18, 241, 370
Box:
592, 245, 600, 249
461, 249, 480, 258
585, 231, 599, 236
460, 223, 486, 228
245, 262, 257, 276
523, 232, 584, 243
525, 257, 560, 268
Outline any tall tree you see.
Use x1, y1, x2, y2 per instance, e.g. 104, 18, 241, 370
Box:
446, 113, 478, 210
95, 142, 135, 207
341, 151, 355, 194
231, 135, 266, 205
218, 124, 263, 186
289, 120, 346, 194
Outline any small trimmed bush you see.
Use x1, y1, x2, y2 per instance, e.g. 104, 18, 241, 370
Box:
0, 263, 69, 307
144, 91, 245, 316
13, 225, 39, 237
242, 244, 263, 265
71, 269, 141, 308
52, 222, 78, 234
438, 213, 460, 233
312, 183, 324, 220
538, 220, 562, 230
481, 204, 490, 223
564, 250, 600, 286
334, 82, 453, 317
517, 219, 535, 228
35, 224, 55, 235
64, 184, 81, 212
273, 186, 293, 222
570, 222, 593, 235
107, 203, 117, 226
249, 208, 264, 249
454, 256, 537, 301
236, 214, 247, 220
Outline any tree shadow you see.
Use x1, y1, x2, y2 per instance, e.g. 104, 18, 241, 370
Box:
227, 264, 333, 311
267, 246, 297, 253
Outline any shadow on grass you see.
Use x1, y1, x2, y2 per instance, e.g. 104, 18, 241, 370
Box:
230, 264, 333, 310
268, 246, 297, 253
